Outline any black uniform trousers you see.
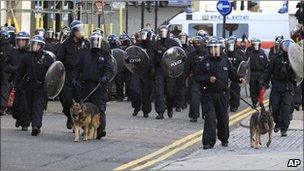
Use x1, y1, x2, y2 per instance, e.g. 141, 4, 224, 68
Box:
175, 74, 186, 109
249, 72, 263, 107
59, 72, 81, 120
202, 91, 229, 146
154, 67, 166, 114
189, 79, 201, 119
25, 83, 47, 128
270, 82, 293, 131
115, 70, 131, 99
228, 81, 241, 109
130, 72, 152, 114
82, 82, 107, 131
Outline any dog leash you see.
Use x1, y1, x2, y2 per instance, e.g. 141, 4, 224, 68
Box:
81, 81, 105, 103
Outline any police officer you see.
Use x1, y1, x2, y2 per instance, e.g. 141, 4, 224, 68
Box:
79, 32, 114, 139
7, 26, 16, 46
119, 34, 132, 50
268, 35, 284, 61
15, 35, 54, 136
185, 36, 208, 122
226, 36, 247, 112
195, 38, 245, 149
247, 38, 268, 108
263, 40, 297, 137
56, 20, 90, 130
130, 29, 154, 118
45, 28, 57, 52
154, 25, 180, 119
4, 31, 30, 130
0, 30, 13, 115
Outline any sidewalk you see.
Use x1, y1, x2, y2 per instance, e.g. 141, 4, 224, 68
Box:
154, 110, 303, 170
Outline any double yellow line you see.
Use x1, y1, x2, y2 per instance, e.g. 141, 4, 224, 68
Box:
114, 100, 269, 170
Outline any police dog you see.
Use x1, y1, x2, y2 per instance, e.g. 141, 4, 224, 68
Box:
70, 102, 100, 142
250, 105, 274, 149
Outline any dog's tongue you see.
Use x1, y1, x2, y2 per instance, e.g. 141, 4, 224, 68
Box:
264, 123, 269, 130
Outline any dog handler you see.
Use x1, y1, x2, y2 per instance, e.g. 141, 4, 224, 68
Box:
194, 38, 246, 149
78, 32, 115, 139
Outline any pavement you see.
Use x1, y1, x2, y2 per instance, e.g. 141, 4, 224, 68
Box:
154, 109, 304, 170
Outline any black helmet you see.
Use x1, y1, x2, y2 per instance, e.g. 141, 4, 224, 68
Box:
0, 30, 9, 41
108, 34, 121, 48
90, 32, 103, 49
35, 28, 46, 37
139, 28, 153, 41
46, 28, 55, 39
158, 25, 169, 38
207, 38, 222, 57
29, 35, 45, 52
15, 31, 30, 49
70, 20, 85, 38
251, 38, 261, 51
178, 32, 188, 45
119, 34, 131, 46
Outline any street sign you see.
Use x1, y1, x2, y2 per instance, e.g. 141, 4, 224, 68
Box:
217, 0, 232, 16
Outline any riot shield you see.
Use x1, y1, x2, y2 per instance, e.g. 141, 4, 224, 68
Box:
288, 43, 303, 85
111, 48, 127, 73
161, 46, 187, 78
125, 45, 150, 73
45, 61, 66, 99
237, 60, 250, 82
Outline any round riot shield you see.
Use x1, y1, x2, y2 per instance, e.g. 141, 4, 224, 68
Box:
109, 55, 118, 82
161, 46, 187, 78
288, 43, 303, 85
237, 60, 250, 82
45, 61, 66, 99
112, 48, 127, 73
125, 45, 150, 73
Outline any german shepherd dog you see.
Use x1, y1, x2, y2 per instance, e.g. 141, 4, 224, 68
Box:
70, 102, 100, 142
250, 105, 274, 149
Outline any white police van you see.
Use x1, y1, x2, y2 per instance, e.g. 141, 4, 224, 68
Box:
167, 10, 290, 49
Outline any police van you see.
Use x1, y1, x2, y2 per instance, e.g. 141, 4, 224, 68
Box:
167, 10, 290, 49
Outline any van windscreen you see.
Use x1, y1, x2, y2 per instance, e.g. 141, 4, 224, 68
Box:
216, 23, 249, 38
188, 24, 213, 37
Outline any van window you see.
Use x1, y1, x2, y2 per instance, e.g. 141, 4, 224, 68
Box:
188, 23, 213, 37
216, 23, 249, 38
169, 24, 183, 37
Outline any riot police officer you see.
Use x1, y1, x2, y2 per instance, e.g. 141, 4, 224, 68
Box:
226, 36, 247, 112
195, 38, 245, 149
0, 30, 13, 115
268, 35, 284, 61
263, 40, 297, 137
185, 36, 207, 122
15, 35, 54, 136
45, 28, 57, 52
119, 34, 132, 50
56, 20, 90, 130
154, 25, 180, 119
5, 31, 30, 130
7, 26, 16, 46
79, 32, 114, 139
130, 28, 154, 118
247, 38, 268, 108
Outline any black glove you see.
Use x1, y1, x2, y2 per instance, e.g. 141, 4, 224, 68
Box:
99, 76, 109, 84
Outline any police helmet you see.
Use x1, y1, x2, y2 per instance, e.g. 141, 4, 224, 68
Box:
178, 32, 188, 45
15, 31, 30, 49
197, 30, 208, 38
35, 28, 46, 37
108, 34, 121, 48
207, 38, 222, 57
280, 39, 294, 52
70, 20, 85, 38
139, 28, 153, 41
251, 38, 261, 51
0, 30, 9, 41
29, 35, 45, 52
158, 25, 169, 38
90, 32, 103, 49
227, 36, 237, 52
46, 28, 55, 39
119, 34, 131, 46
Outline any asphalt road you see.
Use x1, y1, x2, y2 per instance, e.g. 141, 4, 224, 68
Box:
1, 87, 252, 170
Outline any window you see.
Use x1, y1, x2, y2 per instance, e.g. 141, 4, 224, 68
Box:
188, 24, 213, 37
216, 23, 249, 38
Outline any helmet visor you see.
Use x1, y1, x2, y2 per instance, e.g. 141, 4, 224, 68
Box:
209, 45, 221, 57
180, 35, 187, 44
90, 35, 103, 49
227, 41, 235, 52
253, 42, 260, 50
140, 31, 148, 41
74, 24, 85, 37
159, 28, 168, 38
29, 41, 43, 52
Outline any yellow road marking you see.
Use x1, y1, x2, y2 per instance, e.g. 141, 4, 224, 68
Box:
114, 100, 269, 170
